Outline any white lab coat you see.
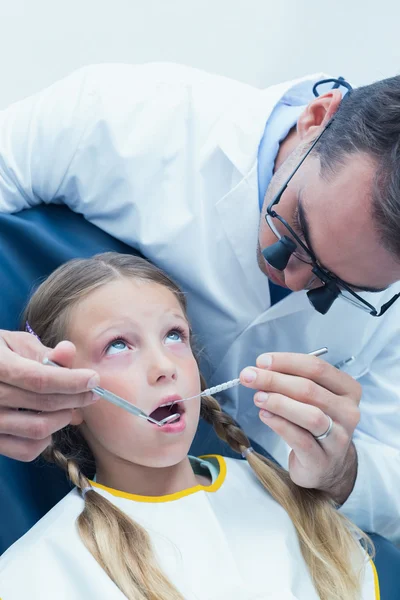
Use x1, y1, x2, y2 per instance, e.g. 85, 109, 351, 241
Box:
0, 456, 378, 599
0, 63, 399, 541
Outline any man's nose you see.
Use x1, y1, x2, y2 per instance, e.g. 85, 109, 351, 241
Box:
284, 261, 321, 292
147, 347, 177, 385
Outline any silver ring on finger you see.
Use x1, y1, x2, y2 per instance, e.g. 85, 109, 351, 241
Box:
313, 415, 333, 441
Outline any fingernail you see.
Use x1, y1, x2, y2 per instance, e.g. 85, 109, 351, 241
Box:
255, 392, 269, 406
260, 409, 274, 419
87, 374, 100, 389
242, 368, 257, 383
257, 354, 272, 369
90, 392, 101, 402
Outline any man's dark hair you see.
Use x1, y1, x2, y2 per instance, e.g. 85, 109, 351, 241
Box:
314, 76, 400, 260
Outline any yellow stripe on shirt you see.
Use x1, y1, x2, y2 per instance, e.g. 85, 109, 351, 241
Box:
90, 455, 226, 503
370, 560, 380, 600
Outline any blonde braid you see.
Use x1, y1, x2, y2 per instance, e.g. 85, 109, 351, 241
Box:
46, 444, 184, 600
200, 394, 370, 600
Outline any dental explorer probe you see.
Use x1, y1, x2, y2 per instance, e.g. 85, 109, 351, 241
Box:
160, 347, 328, 407
42, 358, 180, 427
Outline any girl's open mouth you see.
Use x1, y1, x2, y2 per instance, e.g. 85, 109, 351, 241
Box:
148, 401, 186, 433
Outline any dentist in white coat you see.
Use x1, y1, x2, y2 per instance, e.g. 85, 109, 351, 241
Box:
0, 63, 400, 543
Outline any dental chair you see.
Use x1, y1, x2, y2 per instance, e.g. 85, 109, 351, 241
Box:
0, 205, 398, 599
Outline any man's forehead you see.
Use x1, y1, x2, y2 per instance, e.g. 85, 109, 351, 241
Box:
315, 151, 375, 203
304, 152, 375, 240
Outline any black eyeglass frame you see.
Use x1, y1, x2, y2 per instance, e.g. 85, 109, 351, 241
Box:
265, 119, 400, 318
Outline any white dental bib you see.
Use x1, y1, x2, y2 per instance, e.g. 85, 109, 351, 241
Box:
0, 456, 378, 599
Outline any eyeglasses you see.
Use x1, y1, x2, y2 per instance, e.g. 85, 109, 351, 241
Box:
263, 120, 400, 317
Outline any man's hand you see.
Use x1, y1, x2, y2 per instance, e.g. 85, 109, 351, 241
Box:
0, 331, 100, 462
240, 352, 361, 504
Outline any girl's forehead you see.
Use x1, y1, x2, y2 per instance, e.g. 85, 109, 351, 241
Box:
67, 279, 185, 335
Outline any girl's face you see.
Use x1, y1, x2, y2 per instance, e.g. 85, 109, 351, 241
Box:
66, 278, 201, 470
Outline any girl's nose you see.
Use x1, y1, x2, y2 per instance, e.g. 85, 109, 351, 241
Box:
147, 349, 177, 385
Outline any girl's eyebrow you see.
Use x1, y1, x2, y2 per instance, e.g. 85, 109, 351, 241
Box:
92, 321, 134, 341
167, 312, 189, 324
92, 312, 189, 341
297, 195, 387, 294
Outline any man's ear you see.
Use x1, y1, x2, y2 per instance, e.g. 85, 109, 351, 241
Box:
70, 408, 84, 426
297, 90, 342, 141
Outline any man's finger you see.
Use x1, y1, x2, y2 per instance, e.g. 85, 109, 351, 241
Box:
47, 340, 78, 370
0, 433, 52, 462
0, 384, 99, 411
0, 407, 74, 439
254, 392, 333, 439
241, 366, 342, 419
258, 409, 322, 468
0, 330, 51, 362
256, 352, 357, 396
0, 350, 99, 395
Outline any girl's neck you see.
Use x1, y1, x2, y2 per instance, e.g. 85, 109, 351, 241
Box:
95, 455, 209, 497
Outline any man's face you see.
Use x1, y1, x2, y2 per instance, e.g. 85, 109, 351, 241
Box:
258, 141, 400, 296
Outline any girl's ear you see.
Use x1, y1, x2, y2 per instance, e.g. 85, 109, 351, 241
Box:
70, 408, 84, 426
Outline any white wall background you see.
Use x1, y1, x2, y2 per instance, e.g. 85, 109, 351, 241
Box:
0, 0, 399, 109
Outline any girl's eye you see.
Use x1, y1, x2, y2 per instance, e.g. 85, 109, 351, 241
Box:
165, 329, 185, 344
105, 339, 128, 356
